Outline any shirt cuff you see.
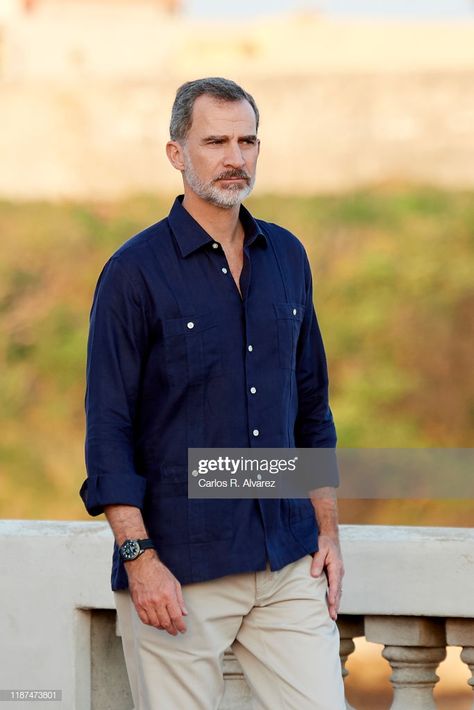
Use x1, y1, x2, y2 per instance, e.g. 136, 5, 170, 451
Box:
79, 474, 147, 517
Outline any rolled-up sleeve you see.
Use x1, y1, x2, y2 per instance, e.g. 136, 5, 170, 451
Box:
80, 256, 149, 516
294, 250, 337, 453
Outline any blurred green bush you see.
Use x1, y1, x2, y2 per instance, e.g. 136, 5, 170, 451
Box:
0, 188, 473, 522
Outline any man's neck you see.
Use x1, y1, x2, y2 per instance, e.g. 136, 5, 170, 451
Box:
182, 191, 243, 249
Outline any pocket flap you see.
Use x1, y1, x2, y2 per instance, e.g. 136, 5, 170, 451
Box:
273, 302, 305, 321
162, 310, 220, 337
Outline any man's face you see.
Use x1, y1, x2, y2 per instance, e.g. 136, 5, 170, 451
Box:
178, 94, 260, 209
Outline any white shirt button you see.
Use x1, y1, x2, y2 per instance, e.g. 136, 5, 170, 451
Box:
222, 267, 228, 274
293, 308, 297, 316
250, 386, 257, 394
248, 344, 253, 352
187, 321, 194, 329
252, 429, 259, 437
212, 242, 219, 249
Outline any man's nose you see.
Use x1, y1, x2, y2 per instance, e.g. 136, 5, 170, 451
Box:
223, 142, 245, 168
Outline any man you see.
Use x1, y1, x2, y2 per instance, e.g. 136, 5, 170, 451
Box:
80, 77, 345, 710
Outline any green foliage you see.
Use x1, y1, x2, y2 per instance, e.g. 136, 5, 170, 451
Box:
0, 188, 473, 523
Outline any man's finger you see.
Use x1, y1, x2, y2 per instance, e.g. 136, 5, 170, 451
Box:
143, 604, 161, 629
136, 606, 151, 627
326, 577, 343, 620
175, 583, 188, 615
168, 601, 187, 634
325, 558, 341, 591
310, 551, 326, 577
133, 593, 164, 629
326, 587, 338, 620
156, 607, 179, 636
131, 592, 153, 627
327, 568, 343, 603
327, 578, 339, 607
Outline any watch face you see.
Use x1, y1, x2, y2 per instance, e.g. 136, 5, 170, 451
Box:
121, 540, 141, 561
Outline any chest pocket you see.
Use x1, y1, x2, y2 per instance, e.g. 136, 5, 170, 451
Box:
273, 302, 305, 370
161, 310, 223, 387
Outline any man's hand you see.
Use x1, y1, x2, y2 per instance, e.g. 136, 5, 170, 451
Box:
103, 504, 188, 636
310, 534, 344, 621
126, 550, 188, 635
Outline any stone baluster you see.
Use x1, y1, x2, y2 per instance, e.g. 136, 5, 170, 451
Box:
337, 615, 364, 710
218, 649, 253, 709
365, 616, 446, 710
446, 619, 474, 707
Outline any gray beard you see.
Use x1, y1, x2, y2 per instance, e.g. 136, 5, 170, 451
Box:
183, 155, 255, 209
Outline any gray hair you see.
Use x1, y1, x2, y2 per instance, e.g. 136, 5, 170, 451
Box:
170, 77, 259, 142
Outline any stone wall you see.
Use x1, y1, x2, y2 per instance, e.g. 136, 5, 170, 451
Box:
1, 521, 473, 709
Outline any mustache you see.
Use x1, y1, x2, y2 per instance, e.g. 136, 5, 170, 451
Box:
213, 169, 251, 183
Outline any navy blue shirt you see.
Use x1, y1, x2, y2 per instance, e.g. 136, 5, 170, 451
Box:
80, 195, 337, 590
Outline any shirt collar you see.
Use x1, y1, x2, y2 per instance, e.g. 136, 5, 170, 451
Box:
168, 195, 268, 258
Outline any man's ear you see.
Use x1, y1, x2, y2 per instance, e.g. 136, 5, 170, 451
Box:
166, 140, 185, 171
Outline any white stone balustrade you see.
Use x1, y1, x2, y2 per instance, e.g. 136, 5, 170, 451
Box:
1, 521, 473, 709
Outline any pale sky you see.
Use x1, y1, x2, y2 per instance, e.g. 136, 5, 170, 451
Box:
186, 0, 474, 20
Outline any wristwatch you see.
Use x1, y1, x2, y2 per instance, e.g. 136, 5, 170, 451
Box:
119, 538, 155, 562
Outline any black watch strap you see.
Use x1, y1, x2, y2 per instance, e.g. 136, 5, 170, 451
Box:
119, 538, 155, 562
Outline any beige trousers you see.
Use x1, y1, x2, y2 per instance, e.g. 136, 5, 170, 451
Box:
114, 554, 345, 710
